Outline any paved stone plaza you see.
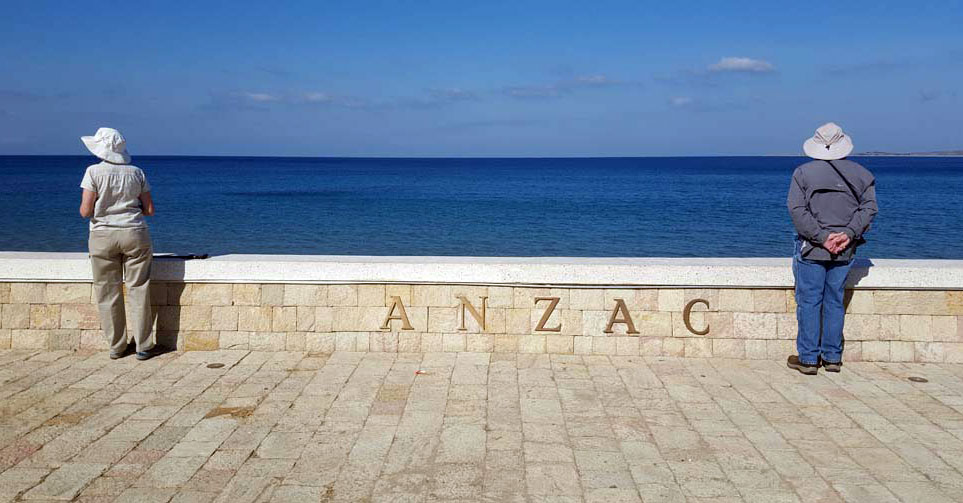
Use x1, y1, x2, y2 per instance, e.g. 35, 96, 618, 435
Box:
1, 350, 963, 502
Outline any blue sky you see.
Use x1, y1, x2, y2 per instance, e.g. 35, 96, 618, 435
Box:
1, 1, 960, 156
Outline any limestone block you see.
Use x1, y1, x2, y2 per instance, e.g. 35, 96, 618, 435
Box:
573, 335, 592, 354
383, 306, 426, 333
880, 315, 900, 340
776, 314, 797, 340
357, 285, 386, 306
845, 290, 875, 314
232, 284, 260, 306
176, 306, 212, 331
733, 313, 777, 339
420, 333, 442, 352
752, 289, 788, 313
636, 311, 672, 337
60, 304, 100, 330
211, 306, 238, 331
718, 289, 753, 312
412, 285, 451, 307
10, 283, 44, 303
185, 331, 219, 351
786, 289, 797, 313
192, 284, 233, 306
314, 307, 333, 332
845, 341, 862, 361
296, 306, 314, 331
591, 336, 616, 355
305, 333, 335, 353
507, 309, 532, 335
283, 285, 320, 306
46, 283, 91, 304
899, 315, 933, 342
712, 339, 745, 359
487, 286, 513, 308
377, 332, 400, 352
260, 284, 284, 306
657, 289, 683, 312
442, 333, 466, 352
167, 284, 192, 305
428, 307, 458, 333
546, 335, 574, 354
915, 342, 944, 363
219, 331, 250, 350
30, 304, 60, 329
0, 282, 9, 303
12, 329, 48, 349
272, 306, 297, 332
662, 337, 684, 357
890, 341, 914, 362
486, 308, 507, 334
0, 328, 10, 349
684, 338, 712, 358
80, 330, 108, 350
2, 304, 30, 329
639, 336, 662, 356
466, 333, 494, 352
707, 312, 734, 339
765, 340, 794, 360
861, 341, 890, 361
570, 289, 604, 310
286, 332, 306, 351
494, 334, 517, 352
931, 316, 958, 342
47, 329, 79, 350
237, 306, 273, 332
948, 292, 963, 315
671, 311, 695, 338
332, 307, 361, 332
251, 332, 286, 351
398, 333, 421, 353
944, 343, 963, 363
518, 335, 545, 353
328, 285, 357, 306
385, 285, 412, 306
745, 340, 767, 359
616, 336, 640, 356
875, 291, 946, 315
843, 314, 880, 341
582, 310, 612, 336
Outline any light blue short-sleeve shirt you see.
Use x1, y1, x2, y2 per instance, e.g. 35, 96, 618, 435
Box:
80, 161, 151, 230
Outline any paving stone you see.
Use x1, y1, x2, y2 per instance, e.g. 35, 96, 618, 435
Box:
21, 462, 107, 500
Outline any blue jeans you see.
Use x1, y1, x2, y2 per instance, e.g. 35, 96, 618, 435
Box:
792, 239, 853, 365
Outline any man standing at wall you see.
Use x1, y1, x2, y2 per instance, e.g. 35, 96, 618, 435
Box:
786, 123, 878, 375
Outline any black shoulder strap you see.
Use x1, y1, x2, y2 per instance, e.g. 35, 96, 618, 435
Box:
826, 160, 861, 203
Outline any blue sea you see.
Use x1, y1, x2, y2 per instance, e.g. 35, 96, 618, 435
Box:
1, 156, 961, 258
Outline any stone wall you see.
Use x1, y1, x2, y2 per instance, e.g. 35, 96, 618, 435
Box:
2, 281, 961, 362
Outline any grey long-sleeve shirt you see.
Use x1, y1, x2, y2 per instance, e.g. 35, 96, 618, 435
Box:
787, 159, 878, 261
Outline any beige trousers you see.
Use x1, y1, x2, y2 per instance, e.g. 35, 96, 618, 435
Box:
89, 228, 154, 354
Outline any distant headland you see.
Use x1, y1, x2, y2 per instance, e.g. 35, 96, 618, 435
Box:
855, 150, 963, 157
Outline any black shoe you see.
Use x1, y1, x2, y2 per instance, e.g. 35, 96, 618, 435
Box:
787, 355, 818, 375
821, 359, 842, 373
136, 346, 165, 361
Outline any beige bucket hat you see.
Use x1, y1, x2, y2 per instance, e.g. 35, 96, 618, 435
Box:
81, 127, 131, 164
803, 122, 853, 160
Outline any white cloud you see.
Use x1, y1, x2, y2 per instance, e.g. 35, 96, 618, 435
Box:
303, 92, 332, 103
240, 92, 280, 102
708, 57, 774, 73
669, 96, 694, 107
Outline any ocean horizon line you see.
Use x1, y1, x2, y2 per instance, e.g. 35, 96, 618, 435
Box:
3, 153, 962, 160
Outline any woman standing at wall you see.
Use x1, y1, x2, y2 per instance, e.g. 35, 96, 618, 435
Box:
79, 127, 161, 360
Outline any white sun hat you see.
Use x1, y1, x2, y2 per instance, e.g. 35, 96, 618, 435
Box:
803, 122, 853, 161
81, 127, 131, 164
